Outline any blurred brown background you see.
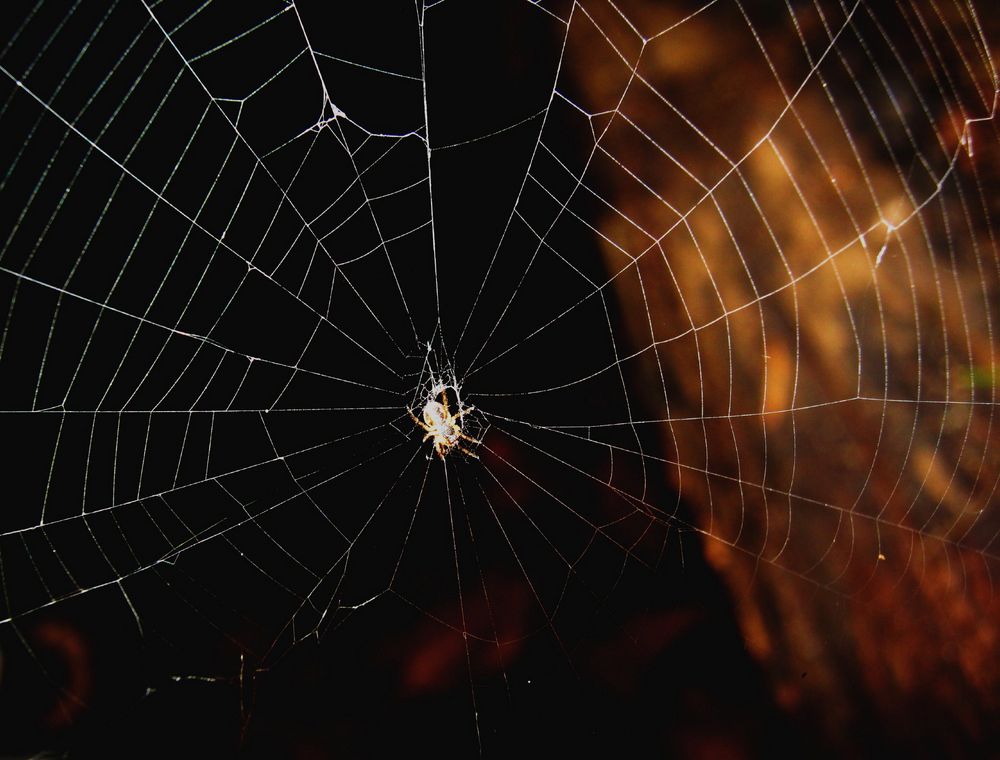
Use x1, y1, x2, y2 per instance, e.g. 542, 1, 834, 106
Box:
564, 0, 1000, 754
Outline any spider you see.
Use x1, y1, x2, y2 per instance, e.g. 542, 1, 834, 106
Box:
408, 385, 480, 459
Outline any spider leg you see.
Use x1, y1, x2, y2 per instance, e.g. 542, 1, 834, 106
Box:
423, 431, 435, 442
455, 444, 479, 459
458, 431, 481, 445
409, 408, 432, 433
440, 389, 451, 420
454, 405, 475, 420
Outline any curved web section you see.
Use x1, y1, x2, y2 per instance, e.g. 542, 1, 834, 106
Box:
0, 0, 998, 750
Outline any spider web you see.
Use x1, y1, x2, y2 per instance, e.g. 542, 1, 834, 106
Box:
0, 0, 998, 754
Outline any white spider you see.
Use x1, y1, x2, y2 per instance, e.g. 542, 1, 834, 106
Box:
408, 384, 480, 459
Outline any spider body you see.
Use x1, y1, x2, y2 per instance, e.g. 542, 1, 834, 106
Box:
408, 386, 480, 459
